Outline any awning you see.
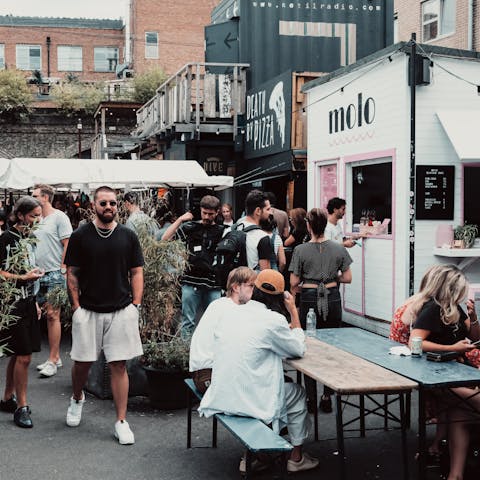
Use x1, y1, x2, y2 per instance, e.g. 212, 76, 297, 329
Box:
0, 158, 233, 191
437, 110, 480, 161
0, 158, 10, 177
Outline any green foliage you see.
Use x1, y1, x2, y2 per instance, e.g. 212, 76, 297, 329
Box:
50, 81, 106, 114
45, 285, 72, 326
0, 69, 33, 115
142, 334, 190, 371
0, 227, 38, 354
130, 67, 168, 104
454, 223, 478, 247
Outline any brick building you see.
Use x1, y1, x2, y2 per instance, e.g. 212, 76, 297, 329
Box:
129, 0, 219, 75
0, 16, 124, 82
395, 0, 480, 50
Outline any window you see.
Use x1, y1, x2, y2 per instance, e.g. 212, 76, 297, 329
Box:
58, 46, 82, 71
422, 0, 455, 42
464, 166, 480, 237
94, 47, 119, 72
145, 32, 158, 59
0, 44, 4, 69
16, 44, 41, 70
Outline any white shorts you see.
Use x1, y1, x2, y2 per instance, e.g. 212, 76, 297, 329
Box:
70, 304, 143, 363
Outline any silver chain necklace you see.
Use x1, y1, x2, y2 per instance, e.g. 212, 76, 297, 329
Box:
93, 222, 117, 239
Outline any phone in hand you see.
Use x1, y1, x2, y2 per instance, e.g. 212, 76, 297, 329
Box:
470, 339, 480, 348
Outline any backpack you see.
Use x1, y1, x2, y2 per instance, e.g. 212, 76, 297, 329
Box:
213, 223, 260, 289
180, 221, 224, 279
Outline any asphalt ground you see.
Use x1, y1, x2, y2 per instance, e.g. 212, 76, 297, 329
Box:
0, 335, 445, 480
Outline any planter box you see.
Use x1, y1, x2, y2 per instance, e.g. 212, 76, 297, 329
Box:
143, 365, 189, 410
86, 352, 148, 399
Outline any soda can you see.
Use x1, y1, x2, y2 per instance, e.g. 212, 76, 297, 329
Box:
411, 336, 423, 356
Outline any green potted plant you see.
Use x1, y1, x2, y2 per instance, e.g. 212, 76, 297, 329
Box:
454, 223, 478, 249
141, 332, 191, 409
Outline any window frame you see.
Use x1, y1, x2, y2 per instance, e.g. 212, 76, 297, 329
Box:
0, 44, 5, 69
145, 31, 159, 59
16, 44, 42, 71
93, 46, 119, 72
57, 45, 83, 72
421, 0, 455, 42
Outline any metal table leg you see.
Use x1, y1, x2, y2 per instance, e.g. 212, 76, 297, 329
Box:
335, 393, 346, 480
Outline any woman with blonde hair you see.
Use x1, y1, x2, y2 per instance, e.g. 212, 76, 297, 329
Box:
407, 264, 480, 480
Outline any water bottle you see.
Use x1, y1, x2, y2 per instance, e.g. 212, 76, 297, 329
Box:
306, 308, 316, 337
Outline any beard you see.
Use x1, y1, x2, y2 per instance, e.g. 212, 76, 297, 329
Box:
96, 210, 116, 224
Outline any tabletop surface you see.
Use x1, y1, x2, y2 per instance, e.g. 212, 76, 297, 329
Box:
286, 337, 417, 394
316, 328, 480, 388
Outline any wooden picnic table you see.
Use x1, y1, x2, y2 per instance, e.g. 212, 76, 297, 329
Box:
315, 328, 480, 479
286, 336, 417, 480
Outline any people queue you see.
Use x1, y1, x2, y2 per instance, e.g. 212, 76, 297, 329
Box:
1, 186, 479, 480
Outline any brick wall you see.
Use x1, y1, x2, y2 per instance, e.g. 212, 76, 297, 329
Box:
130, 0, 219, 75
0, 24, 124, 81
395, 0, 480, 50
0, 109, 96, 158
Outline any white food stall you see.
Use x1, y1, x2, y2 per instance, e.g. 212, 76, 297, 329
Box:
303, 42, 480, 335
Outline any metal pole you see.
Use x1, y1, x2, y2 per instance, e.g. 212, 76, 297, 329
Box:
77, 119, 82, 159
408, 34, 417, 297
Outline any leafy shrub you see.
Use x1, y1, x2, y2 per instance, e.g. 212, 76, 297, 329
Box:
0, 69, 33, 115
51, 81, 106, 114
130, 67, 168, 104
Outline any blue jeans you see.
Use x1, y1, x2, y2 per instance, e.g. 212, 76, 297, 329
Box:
37, 270, 66, 305
181, 284, 221, 336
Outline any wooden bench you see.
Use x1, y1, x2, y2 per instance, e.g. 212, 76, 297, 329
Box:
184, 378, 293, 479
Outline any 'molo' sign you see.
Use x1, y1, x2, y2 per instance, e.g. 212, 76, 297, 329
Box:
329, 92, 375, 134
244, 71, 292, 159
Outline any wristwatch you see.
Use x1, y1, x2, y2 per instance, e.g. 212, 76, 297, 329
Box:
60, 267, 67, 274
133, 303, 142, 309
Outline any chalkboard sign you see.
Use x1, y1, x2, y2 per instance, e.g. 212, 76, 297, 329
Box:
416, 165, 454, 220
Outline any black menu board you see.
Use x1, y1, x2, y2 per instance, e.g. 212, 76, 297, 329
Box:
416, 165, 454, 220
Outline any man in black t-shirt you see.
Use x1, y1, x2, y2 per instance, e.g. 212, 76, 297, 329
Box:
162, 195, 224, 336
64, 186, 144, 445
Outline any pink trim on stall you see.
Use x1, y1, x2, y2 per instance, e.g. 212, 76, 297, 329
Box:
340, 148, 397, 319
461, 163, 480, 224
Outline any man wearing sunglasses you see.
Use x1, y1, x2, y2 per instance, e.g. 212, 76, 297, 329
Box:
162, 195, 224, 336
64, 186, 144, 445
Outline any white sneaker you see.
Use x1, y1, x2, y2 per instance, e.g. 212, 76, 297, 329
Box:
39, 361, 58, 377
114, 420, 135, 445
66, 392, 85, 427
37, 358, 63, 371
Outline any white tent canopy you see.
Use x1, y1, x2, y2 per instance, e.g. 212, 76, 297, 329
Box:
0, 158, 233, 191
0, 158, 9, 178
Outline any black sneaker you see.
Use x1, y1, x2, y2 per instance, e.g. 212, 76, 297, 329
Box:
0, 395, 17, 413
14, 406, 33, 428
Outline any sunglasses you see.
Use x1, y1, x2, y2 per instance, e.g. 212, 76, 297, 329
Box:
98, 200, 117, 207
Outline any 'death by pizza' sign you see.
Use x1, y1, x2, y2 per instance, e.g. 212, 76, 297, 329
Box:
244, 70, 292, 160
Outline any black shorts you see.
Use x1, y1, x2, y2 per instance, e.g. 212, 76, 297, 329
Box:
0, 297, 41, 356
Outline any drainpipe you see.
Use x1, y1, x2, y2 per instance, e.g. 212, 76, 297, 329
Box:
46, 36, 51, 78
468, 0, 473, 50
408, 33, 417, 297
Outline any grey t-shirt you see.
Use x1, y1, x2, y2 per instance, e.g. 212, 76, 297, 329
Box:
35, 210, 73, 272
289, 240, 352, 284
125, 211, 160, 237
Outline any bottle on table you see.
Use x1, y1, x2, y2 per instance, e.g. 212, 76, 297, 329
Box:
306, 308, 317, 337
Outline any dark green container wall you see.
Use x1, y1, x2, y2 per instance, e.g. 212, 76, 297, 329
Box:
208, 0, 394, 89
